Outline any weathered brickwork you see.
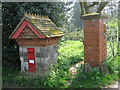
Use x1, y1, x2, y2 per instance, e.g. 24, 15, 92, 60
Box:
18, 26, 38, 39
81, 14, 107, 67
16, 38, 59, 47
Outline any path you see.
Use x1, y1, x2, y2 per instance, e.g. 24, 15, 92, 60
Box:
104, 81, 119, 89
66, 61, 84, 85
69, 61, 84, 74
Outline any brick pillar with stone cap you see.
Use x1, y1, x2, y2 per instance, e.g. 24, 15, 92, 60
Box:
81, 13, 108, 67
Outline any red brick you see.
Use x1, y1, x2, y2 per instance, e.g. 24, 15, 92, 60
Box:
84, 20, 99, 24
84, 32, 99, 35
84, 27, 99, 30
83, 17, 107, 67
84, 41, 99, 45
84, 24, 100, 29
84, 36, 99, 40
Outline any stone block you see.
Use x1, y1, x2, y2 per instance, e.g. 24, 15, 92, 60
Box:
19, 52, 23, 57
24, 62, 28, 71
20, 57, 25, 71
20, 57, 24, 61
42, 64, 49, 72
36, 53, 40, 57
23, 47, 27, 53
40, 58, 46, 64
35, 47, 40, 53
24, 56, 28, 62
46, 50, 52, 57
46, 56, 52, 64
35, 57, 40, 63
53, 53, 58, 63
45, 46, 50, 51
19, 47, 23, 53
50, 45, 54, 51
54, 44, 58, 53
40, 47, 46, 58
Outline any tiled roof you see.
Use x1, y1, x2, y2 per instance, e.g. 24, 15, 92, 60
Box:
24, 13, 64, 38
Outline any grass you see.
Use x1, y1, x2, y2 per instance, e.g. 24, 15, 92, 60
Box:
58, 40, 84, 65
107, 41, 118, 59
2, 40, 119, 88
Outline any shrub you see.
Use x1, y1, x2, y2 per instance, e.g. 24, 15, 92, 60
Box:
63, 31, 83, 41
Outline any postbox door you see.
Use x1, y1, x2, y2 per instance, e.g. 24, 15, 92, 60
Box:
27, 48, 36, 72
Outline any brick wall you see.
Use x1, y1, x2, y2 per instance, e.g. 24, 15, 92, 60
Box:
16, 38, 59, 47
81, 14, 107, 67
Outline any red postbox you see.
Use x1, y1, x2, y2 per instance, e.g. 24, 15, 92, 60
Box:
9, 13, 64, 74
27, 48, 36, 72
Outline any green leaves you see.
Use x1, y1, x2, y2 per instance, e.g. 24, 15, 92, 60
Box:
45, 69, 68, 87
107, 17, 118, 29
63, 31, 83, 41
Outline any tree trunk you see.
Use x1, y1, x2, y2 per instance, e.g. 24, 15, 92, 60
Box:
80, 2, 109, 15
83, 2, 89, 14
96, 2, 109, 13
79, 2, 86, 15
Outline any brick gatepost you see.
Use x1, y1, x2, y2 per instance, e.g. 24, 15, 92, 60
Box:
81, 13, 108, 67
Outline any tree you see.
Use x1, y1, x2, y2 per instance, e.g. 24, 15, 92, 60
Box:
79, 2, 109, 15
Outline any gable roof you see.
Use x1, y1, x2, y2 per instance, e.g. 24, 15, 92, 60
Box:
10, 13, 64, 39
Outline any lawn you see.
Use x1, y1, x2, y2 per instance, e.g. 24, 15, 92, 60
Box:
2, 40, 119, 88
58, 40, 84, 65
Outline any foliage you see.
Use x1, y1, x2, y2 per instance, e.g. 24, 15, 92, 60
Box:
105, 57, 119, 74
60, 25, 83, 42
44, 67, 70, 87
105, 1, 118, 18
2, 62, 20, 87
107, 17, 118, 29
106, 23, 118, 59
63, 31, 83, 41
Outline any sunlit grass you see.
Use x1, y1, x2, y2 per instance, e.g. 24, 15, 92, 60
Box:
58, 40, 84, 59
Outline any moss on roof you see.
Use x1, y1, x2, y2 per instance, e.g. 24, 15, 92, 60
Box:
24, 13, 64, 38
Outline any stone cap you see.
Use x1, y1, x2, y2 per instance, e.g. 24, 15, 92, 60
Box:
80, 13, 108, 20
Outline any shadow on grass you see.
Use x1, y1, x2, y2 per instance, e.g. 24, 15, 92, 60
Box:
2, 62, 21, 88
2, 62, 49, 88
